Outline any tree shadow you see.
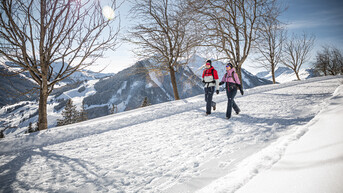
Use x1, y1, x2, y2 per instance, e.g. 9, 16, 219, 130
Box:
235, 114, 314, 127
193, 106, 314, 143
0, 147, 123, 192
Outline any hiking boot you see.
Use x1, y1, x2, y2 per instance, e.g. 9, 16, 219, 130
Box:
213, 104, 216, 111
205, 113, 210, 116
236, 109, 240, 115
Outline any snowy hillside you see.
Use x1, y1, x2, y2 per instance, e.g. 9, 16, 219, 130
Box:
82, 59, 203, 119
256, 66, 317, 83
0, 75, 342, 193
0, 65, 38, 106
0, 62, 114, 107
187, 55, 273, 89
0, 59, 204, 136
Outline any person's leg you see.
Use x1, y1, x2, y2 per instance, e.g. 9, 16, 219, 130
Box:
226, 88, 237, 118
206, 87, 214, 114
212, 101, 216, 110
232, 99, 240, 114
204, 87, 209, 113
210, 87, 216, 110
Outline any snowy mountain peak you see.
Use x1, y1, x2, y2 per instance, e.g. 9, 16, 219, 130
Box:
256, 66, 317, 83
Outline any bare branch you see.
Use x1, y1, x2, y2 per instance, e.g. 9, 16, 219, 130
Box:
126, 0, 202, 100
0, 0, 121, 130
282, 32, 315, 80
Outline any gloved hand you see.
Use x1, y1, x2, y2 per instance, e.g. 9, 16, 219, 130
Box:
238, 84, 244, 95
216, 90, 219, 94
202, 80, 205, 83
219, 81, 224, 86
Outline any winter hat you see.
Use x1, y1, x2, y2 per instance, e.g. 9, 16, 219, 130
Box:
206, 60, 212, 65
226, 62, 233, 68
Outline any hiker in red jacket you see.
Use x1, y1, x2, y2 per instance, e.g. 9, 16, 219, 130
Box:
202, 60, 219, 115
219, 63, 244, 119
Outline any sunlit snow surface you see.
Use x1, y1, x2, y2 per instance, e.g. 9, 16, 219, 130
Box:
0, 76, 342, 192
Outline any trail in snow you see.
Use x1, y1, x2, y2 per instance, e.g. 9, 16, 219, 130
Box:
0, 76, 342, 193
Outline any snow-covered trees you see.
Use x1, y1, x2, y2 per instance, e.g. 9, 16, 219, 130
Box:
27, 122, 37, 133
141, 97, 150, 107
57, 99, 87, 126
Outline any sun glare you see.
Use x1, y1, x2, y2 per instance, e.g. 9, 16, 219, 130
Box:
102, 6, 115, 20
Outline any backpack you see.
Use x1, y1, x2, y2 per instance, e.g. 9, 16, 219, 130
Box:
225, 71, 237, 83
204, 68, 215, 79
225, 71, 238, 90
203, 68, 216, 87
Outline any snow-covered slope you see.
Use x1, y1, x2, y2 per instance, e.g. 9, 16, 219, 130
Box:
236, 84, 343, 193
0, 75, 341, 193
256, 66, 317, 83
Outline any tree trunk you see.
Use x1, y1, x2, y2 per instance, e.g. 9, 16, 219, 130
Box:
38, 80, 48, 130
38, 58, 49, 130
295, 71, 301, 80
236, 67, 243, 89
169, 67, 180, 100
271, 65, 276, 84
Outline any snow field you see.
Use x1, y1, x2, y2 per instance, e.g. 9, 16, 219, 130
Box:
236, 84, 343, 193
0, 75, 342, 193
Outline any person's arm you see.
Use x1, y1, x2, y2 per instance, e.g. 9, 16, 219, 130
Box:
219, 73, 226, 85
234, 72, 244, 95
214, 70, 220, 93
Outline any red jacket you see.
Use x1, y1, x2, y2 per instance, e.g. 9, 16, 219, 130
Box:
202, 66, 219, 89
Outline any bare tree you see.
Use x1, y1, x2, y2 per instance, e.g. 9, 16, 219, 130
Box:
109, 104, 118, 114
127, 0, 202, 100
189, 0, 279, 86
282, 33, 315, 80
314, 46, 330, 76
255, 5, 286, 84
314, 45, 343, 76
0, 0, 120, 130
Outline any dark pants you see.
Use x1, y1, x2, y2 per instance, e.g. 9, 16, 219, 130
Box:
226, 84, 240, 118
204, 86, 216, 114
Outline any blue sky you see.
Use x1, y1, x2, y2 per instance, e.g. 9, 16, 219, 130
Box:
90, 0, 343, 74
283, 0, 343, 48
